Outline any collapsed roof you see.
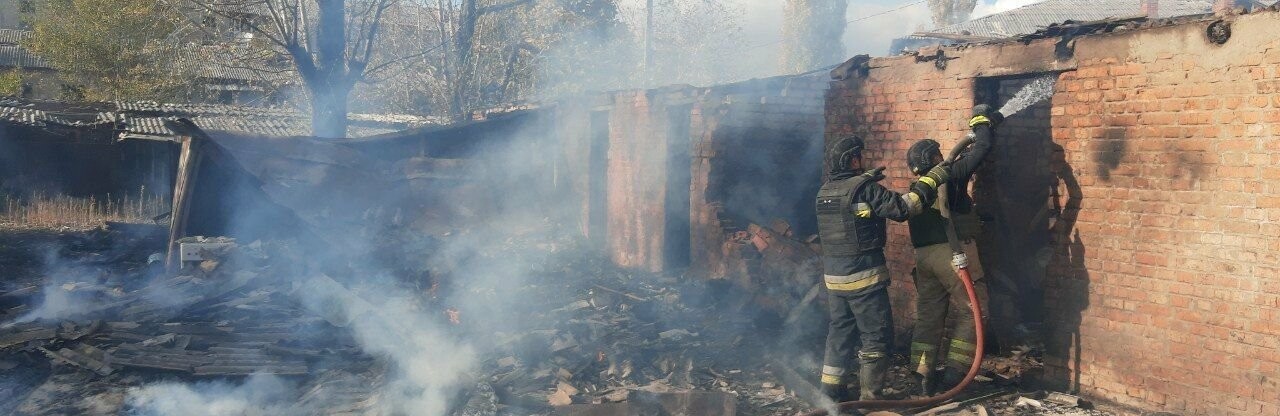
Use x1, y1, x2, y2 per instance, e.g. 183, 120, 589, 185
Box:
0, 98, 443, 140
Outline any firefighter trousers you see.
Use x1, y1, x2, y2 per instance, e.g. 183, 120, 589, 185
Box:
909, 241, 989, 374
820, 284, 893, 400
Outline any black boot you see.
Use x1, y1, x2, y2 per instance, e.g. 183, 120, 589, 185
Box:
857, 356, 890, 400
913, 370, 939, 396
939, 367, 967, 392
820, 382, 849, 403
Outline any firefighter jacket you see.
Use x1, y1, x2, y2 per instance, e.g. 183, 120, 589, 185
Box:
908, 125, 995, 247
816, 171, 931, 295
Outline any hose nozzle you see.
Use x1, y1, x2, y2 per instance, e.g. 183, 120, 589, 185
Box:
951, 252, 969, 270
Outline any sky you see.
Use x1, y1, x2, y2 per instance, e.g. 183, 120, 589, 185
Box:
617, 0, 1042, 80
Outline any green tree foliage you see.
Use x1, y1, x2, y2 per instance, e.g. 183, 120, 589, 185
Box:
26, 0, 191, 101
0, 70, 23, 96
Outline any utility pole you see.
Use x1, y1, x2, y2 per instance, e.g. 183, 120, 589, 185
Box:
644, 0, 653, 84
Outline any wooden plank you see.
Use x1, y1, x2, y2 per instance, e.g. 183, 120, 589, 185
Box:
165, 135, 203, 271
0, 328, 57, 348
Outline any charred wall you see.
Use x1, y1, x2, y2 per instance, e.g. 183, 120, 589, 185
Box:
689, 76, 828, 283
597, 88, 693, 272
973, 75, 1058, 347
551, 76, 828, 276
826, 10, 1280, 415
0, 124, 176, 203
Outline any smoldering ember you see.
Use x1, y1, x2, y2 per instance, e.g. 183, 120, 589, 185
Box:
1, 1, 1279, 416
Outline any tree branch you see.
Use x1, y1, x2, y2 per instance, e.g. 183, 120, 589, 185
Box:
357, 0, 394, 70
262, 0, 294, 44
361, 43, 442, 79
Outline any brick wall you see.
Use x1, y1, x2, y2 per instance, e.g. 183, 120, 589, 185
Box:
598, 88, 692, 272
556, 75, 828, 275
826, 10, 1280, 415
689, 74, 828, 279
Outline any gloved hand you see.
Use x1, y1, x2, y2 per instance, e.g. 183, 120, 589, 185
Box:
969, 104, 1004, 128
951, 252, 969, 271
861, 166, 886, 182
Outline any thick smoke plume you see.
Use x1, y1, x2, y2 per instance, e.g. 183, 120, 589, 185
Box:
122, 122, 577, 415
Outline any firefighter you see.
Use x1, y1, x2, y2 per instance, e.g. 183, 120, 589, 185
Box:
816, 135, 951, 403
905, 105, 1002, 395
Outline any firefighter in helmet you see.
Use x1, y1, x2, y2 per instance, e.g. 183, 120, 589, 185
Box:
906, 105, 1002, 395
816, 135, 950, 402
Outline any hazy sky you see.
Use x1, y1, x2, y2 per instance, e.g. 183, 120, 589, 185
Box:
617, 0, 1037, 80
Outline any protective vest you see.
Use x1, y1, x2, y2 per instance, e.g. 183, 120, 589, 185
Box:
816, 175, 886, 257
909, 197, 981, 248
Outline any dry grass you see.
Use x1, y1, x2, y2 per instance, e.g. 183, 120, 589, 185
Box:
1, 188, 168, 229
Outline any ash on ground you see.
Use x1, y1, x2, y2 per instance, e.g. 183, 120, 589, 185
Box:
1, 223, 1116, 416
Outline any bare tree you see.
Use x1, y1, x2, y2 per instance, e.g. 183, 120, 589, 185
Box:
781, 0, 847, 74
354, 0, 622, 119
926, 0, 977, 27
184, 0, 396, 137
412, 0, 553, 119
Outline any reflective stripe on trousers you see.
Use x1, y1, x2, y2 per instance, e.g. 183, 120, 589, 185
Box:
824, 265, 889, 292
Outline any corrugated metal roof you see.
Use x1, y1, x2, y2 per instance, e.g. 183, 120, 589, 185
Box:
0, 29, 31, 45
0, 44, 50, 69
112, 101, 298, 117
167, 48, 297, 83
1, 97, 445, 138
928, 0, 1213, 38
0, 105, 109, 127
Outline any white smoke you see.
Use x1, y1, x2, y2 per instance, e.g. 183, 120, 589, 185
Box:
843, 0, 934, 55
294, 274, 477, 416
613, 0, 935, 76
124, 121, 572, 415
127, 374, 306, 416
115, 4, 846, 416
4, 249, 178, 327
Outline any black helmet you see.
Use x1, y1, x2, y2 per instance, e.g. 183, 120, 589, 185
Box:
828, 136, 864, 174
907, 139, 942, 175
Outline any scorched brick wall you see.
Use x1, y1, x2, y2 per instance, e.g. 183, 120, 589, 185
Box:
826, 10, 1280, 416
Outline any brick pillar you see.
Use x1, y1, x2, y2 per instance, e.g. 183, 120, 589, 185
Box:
1140, 0, 1159, 17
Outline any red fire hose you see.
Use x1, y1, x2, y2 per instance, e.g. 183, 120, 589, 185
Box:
797, 268, 984, 415
799, 137, 986, 415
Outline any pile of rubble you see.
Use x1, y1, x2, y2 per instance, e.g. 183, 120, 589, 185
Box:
0, 225, 387, 414
0, 222, 1118, 416
0, 223, 823, 415
438, 229, 824, 415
